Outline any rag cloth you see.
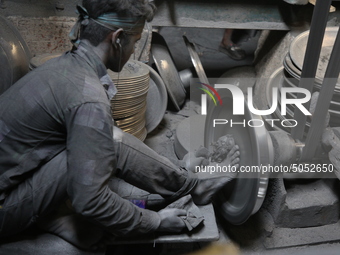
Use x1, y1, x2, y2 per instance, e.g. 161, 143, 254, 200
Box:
165, 195, 204, 231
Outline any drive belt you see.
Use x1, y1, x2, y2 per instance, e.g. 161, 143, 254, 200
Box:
300, 27, 340, 162
291, 0, 332, 140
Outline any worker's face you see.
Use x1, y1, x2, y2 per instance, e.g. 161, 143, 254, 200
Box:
108, 27, 143, 72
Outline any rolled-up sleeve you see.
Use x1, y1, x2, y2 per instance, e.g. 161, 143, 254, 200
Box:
65, 102, 160, 236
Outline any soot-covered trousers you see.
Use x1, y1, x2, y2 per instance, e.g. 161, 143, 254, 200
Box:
0, 127, 197, 238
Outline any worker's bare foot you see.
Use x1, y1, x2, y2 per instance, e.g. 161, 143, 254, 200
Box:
191, 145, 240, 205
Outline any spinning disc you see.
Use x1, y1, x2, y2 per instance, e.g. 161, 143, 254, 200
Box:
204, 89, 273, 225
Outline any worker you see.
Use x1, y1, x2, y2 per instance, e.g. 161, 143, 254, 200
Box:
0, 0, 239, 250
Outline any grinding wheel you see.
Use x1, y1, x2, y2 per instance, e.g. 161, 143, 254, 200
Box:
204, 89, 273, 225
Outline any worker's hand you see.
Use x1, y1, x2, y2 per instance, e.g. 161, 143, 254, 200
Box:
157, 208, 187, 233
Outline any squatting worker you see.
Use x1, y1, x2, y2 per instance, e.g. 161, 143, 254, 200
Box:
0, 0, 237, 249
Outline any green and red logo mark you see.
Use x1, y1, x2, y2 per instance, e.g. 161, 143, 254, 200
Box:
199, 82, 222, 106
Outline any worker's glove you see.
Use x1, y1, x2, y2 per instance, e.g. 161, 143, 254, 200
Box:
157, 208, 187, 233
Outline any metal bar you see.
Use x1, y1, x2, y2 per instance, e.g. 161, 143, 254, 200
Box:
291, 0, 332, 140
300, 26, 340, 162
151, 0, 291, 30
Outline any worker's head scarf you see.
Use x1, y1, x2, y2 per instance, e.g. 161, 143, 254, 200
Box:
69, 5, 145, 45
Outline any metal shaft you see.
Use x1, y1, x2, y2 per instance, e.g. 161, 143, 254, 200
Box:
291, 0, 332, 140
